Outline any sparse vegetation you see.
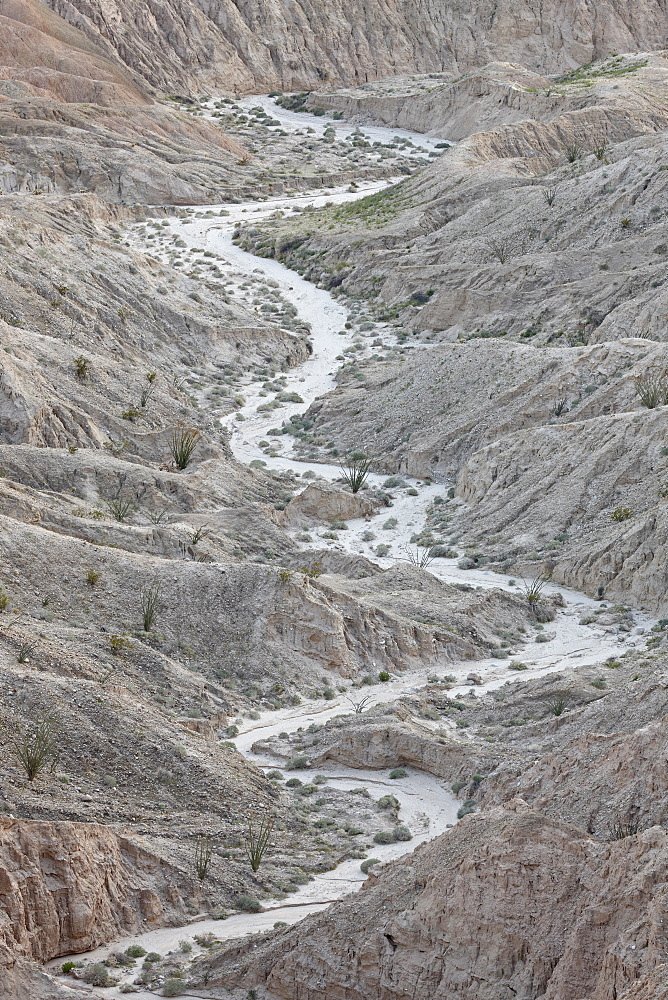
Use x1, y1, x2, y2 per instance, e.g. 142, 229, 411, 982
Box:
339, 454, 372, 492
194, 834, 214, 880
244, 810, 275, 871
139, 579, 162, 631
3, 713, 60, 780
170, 426, 202, 469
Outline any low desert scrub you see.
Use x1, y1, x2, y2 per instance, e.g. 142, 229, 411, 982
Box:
611, 507, 633, 522
236, 893, 262, 912
360, 857, 380, 873
389, 767, 407, 779
4, 713, 60, 780
86, 568, 101, 587
82, 964, 115, 987
163, 980, 187, 997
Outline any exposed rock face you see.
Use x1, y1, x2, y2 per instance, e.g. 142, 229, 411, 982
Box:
41, 0, 668, 95
202, 805, 668, 1000
281, 481, 379, 527
0, 818, 185, 963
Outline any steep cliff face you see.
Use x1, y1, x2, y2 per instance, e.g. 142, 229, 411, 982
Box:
42, 0, 668, 95
0, 818, 185, 964
202, 805, 668, 1000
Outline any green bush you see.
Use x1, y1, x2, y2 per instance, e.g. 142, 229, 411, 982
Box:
377, 794, 399, 810
237, 893, 262, 913
378, 670, 390, 682
286, 755, 309, 770
285, 777, 302, 787
393, 825, 412, 841
373, 830, 395, 844
125, 945, 146, 958
389, 768, 407, 779
82, 964, 113, 987
163, 980, 187, 997
61, 962, 75, 974
360, 857, 380, 873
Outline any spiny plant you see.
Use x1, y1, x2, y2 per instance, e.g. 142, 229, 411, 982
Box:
244, 810, 275, 872
542, 184, 559, 206
403, 543, 435, 568
4, 712, 60, 780
523, 575, 547, 615
105, 495, 136, 522
634, 370, 668, 408
565, 142, 582, 163
170, 427, 202, 469
194, 834, 214, 880
548, 696, 568, 716
139, 580, 161, 631
609, 819, 639, 840
345, 694, 373, 715
339, 454, 372, 493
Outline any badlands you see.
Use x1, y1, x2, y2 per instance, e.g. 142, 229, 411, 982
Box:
0, 0, 667, 998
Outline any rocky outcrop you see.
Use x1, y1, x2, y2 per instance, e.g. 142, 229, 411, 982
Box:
39, 0, 668, 95
201, 804, 668, 1000
0, 818, 185, 964
281, 481, 379, 527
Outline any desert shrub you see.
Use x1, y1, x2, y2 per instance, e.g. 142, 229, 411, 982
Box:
535, 633, 549, 643
266, 769, 283, 779
389, 768, 407, 779
86, 568, 101, 587
285, 777, 302, 787
457, 803, 476, 819
163, 980, 187, 997
377, 794, 399, 810
145, 952, 161, 962
378, 670, 390, 682
178, 940, 192, 952
194, 835, 214, 880
125, 944, 146, 959
286, 755, 309, 770
451, 780, 467, 794
236, 893, 261, 912
393, 825, 412, 841
373, 830, 395, 844
360, 857, 380, 873
313, 774, 328, 785
611, 507, 633, 521
82, 964, 113, 986
244, 810, 275, 871
548, 697, 568, 716
590, 678, 607, 689
61, 961, 75, 974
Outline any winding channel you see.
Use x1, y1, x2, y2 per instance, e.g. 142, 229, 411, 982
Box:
52, 98, 653, 996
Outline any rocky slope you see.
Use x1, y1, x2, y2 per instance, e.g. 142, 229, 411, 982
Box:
199, 802, 668, 999
0, 817, 185, 972
41, 0, 668, 94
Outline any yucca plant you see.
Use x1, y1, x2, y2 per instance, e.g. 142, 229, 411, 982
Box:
339, 454, 372, 493
170, 427, 202, 469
